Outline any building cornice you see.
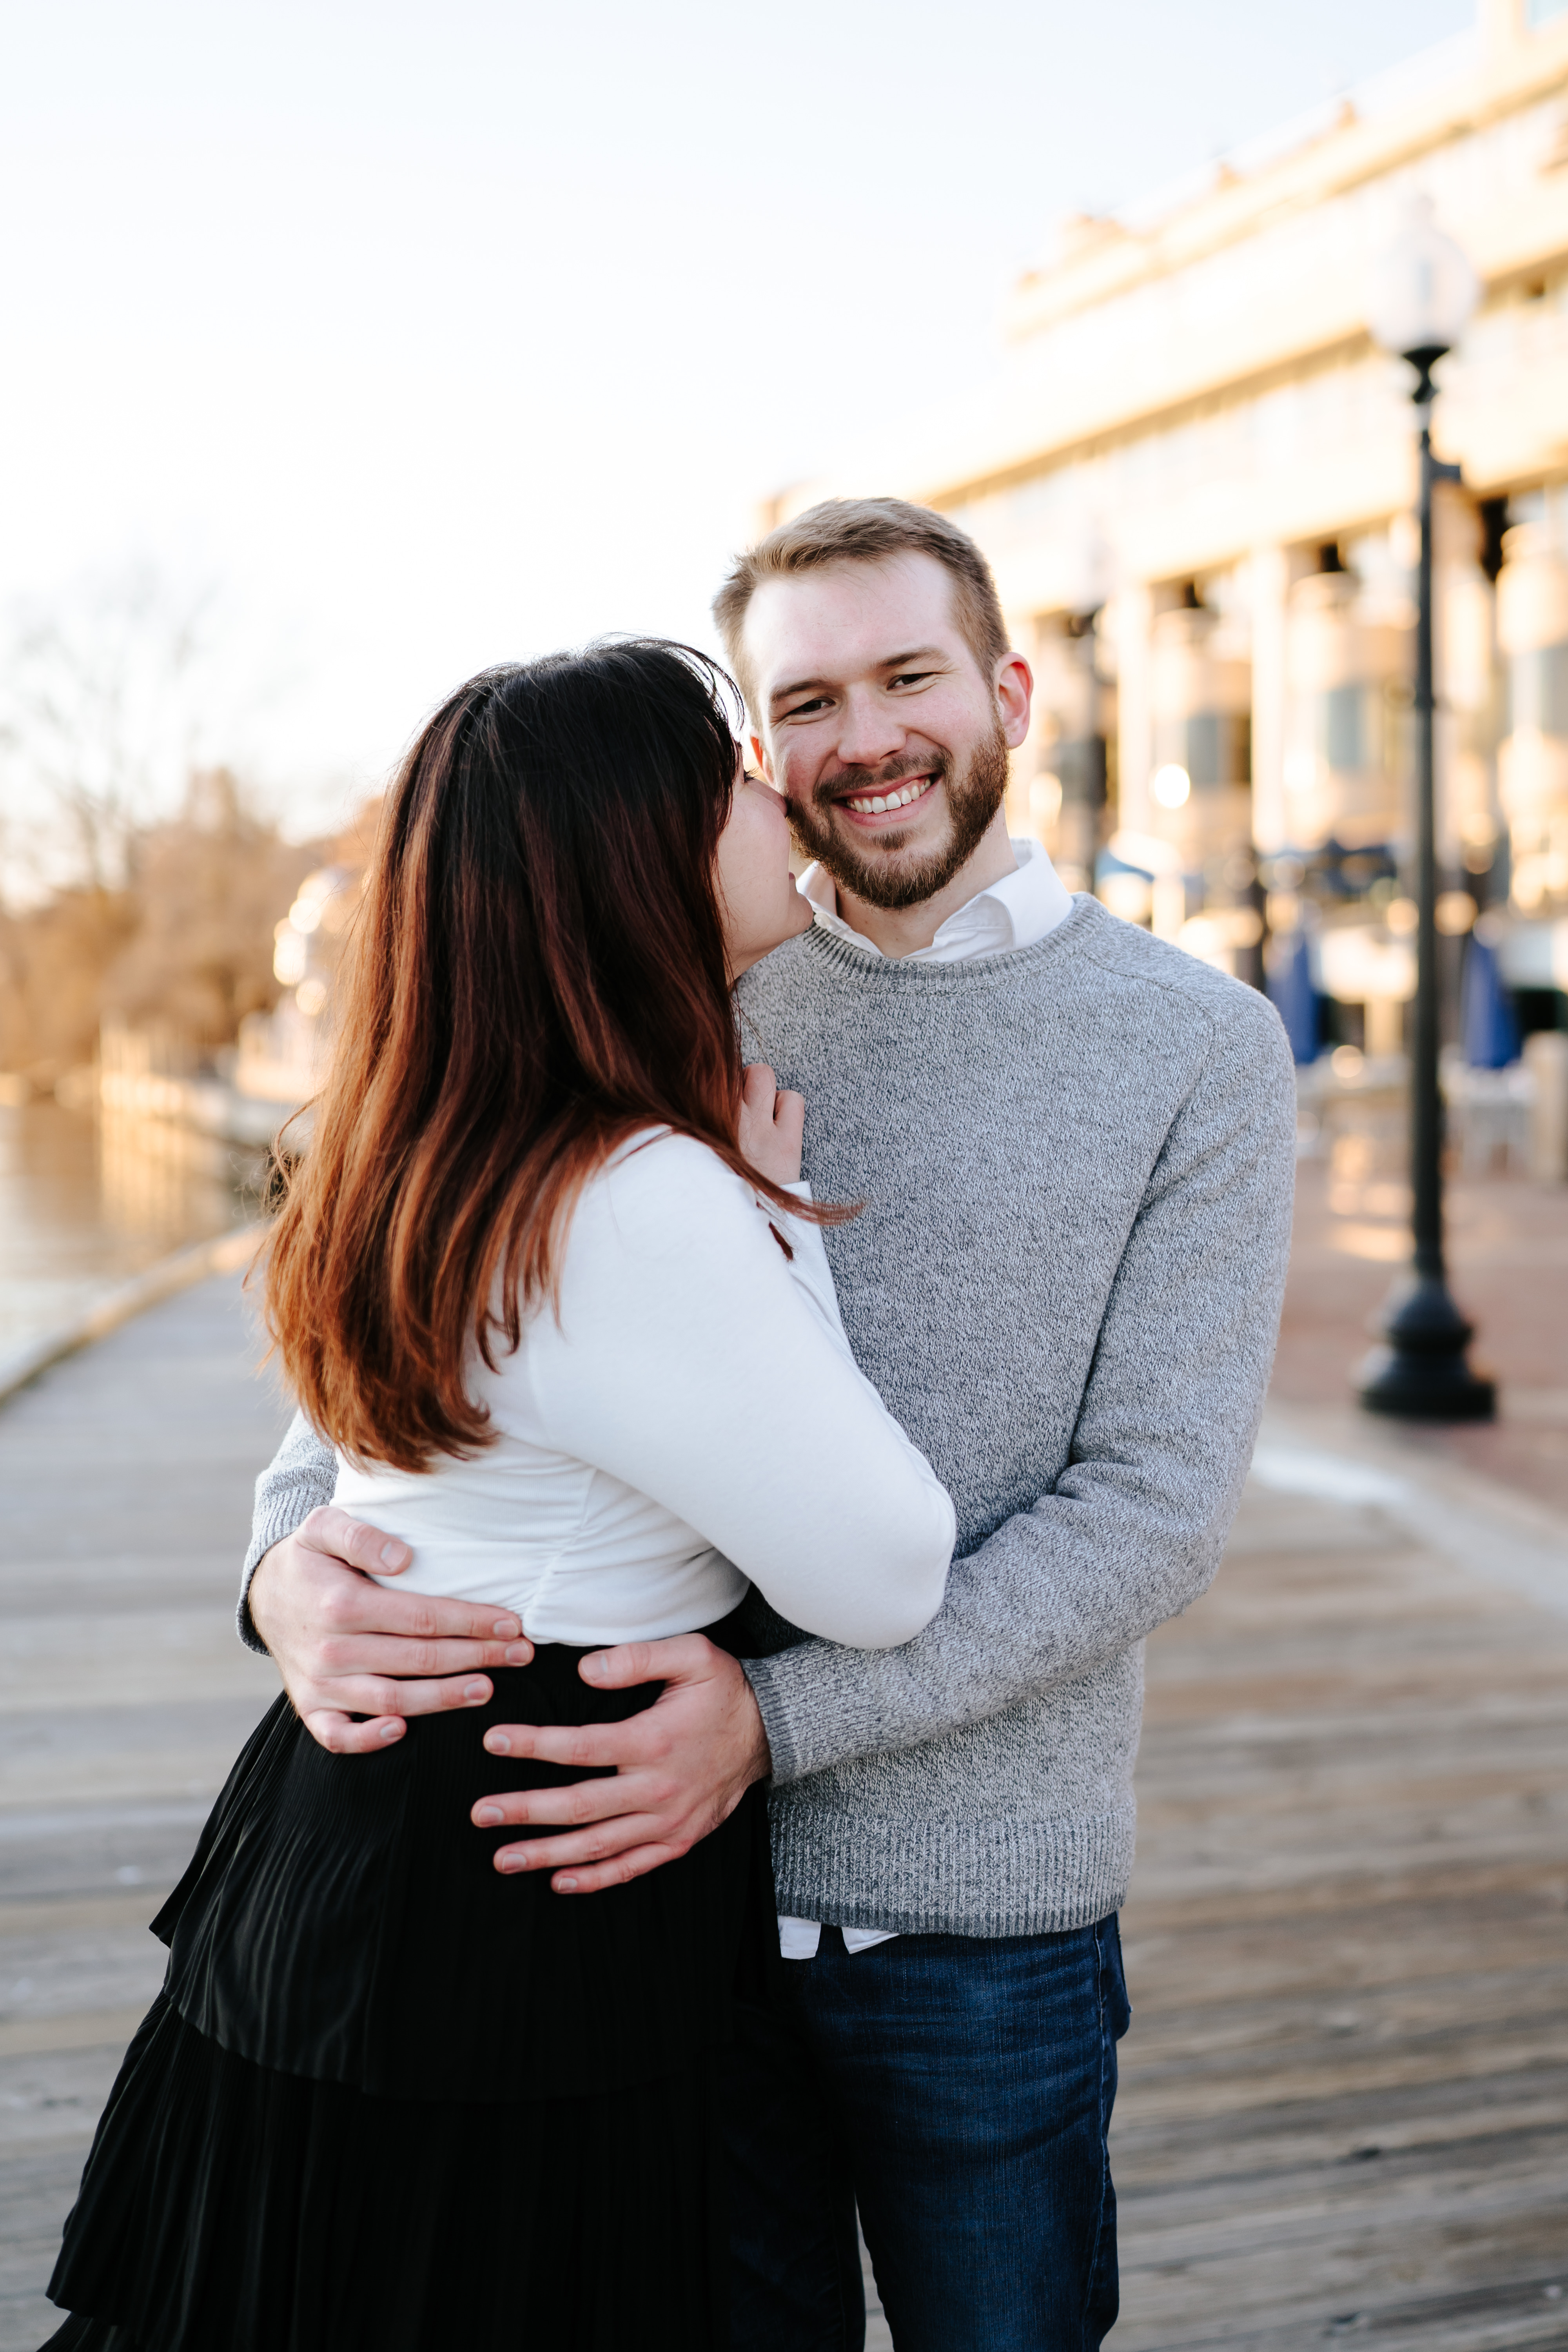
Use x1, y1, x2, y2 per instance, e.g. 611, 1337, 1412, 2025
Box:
764, 12, 1568, 534
1002, 15, 1568, 343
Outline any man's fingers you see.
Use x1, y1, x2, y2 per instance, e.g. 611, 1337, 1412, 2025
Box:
317, 1633, 532, 1678
298, 1708, 408, 1755
578, 1633, 715, 1691
312, 1569, 526, 1649
552, 1844, 687, 1895
488, 1817, 679, 1878
481, 1719, 654, 1771
293, 1509, 527, 1647
471, 1770, 669, 1833
294, 1671, 500, 1727
297, 1505, 414, 1577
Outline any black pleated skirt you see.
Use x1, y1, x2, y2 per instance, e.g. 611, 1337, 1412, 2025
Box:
43, 1639, 778, 2352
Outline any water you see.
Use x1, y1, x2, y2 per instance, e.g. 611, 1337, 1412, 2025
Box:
0, 1102, 264, 1361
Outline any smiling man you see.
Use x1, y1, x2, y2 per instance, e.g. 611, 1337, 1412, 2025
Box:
729, 506, 1049, 965
241, 499, 1296, 2351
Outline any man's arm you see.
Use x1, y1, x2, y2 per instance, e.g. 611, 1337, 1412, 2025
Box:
239, 1410, 339, 1650
472, 992, 1296, 1886
746, 995, 1297, 1784
243, 1410, 534, 1756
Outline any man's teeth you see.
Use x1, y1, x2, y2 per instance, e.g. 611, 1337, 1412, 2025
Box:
845, 776, 934, 816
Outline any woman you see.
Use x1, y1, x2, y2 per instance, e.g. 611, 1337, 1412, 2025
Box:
42, 642, 955, 2352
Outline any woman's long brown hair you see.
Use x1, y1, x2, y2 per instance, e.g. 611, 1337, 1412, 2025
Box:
263, 640, 826, 1472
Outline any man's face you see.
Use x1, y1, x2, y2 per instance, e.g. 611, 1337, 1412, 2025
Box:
744, 552, 1032, 911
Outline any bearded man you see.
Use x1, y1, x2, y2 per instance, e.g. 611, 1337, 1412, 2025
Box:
240, 499, 1296, 2350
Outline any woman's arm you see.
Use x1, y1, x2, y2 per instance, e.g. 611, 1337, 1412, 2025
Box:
525, 1135, 955, 1650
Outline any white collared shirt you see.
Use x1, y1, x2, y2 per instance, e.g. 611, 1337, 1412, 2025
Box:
777, 837, 1075, 1961
797, 836, 1073, 966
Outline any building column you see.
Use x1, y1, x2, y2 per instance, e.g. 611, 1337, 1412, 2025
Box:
1111, 581, 1153, 837
1480, 0, 1524, 62
1250, 545, 1290, 855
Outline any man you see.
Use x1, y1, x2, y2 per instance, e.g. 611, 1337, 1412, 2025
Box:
242, 499, 1296, 2349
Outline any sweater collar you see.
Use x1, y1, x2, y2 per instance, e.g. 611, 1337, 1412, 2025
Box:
796, 838, 1073, 966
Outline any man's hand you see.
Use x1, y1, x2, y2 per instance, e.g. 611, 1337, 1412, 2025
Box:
471, 1635, 771, 1892
249, 1506, 534, 1756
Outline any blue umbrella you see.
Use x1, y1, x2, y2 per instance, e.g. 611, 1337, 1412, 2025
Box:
1461, 932, 1519, 1069
1267, 930, 1319, 1065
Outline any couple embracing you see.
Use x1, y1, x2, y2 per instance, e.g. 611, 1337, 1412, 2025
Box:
45, 499, 1295, 2352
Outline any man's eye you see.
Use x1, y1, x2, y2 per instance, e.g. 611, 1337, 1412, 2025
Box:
782, 697, 830, 719
889, 670, 935, 690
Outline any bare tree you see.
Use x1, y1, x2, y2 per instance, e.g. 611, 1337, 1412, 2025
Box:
0, 566, 221, 897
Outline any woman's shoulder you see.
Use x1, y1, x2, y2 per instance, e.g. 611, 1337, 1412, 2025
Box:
543, 1129, 779, 1324
579, 1127, 760, 1244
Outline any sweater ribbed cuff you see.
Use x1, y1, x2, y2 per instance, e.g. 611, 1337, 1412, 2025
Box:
237, 1478, 331, 1655
742, 1636, 927, 1789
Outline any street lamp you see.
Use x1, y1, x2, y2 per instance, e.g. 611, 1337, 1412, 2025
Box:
1357, 196, 1495, 1420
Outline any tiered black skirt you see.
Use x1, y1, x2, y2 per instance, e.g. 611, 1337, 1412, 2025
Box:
43, 1642, 777, 2352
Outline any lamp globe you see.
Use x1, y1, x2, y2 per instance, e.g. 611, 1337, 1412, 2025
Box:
1367, 193, 1479, 365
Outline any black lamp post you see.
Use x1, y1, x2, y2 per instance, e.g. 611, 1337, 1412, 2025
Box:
1356, 197, 1495, 1422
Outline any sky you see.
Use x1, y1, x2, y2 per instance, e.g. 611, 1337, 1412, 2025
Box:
0, 0, 1474, 851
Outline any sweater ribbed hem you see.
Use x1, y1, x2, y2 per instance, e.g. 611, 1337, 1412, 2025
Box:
236, 1478, 331, 1654
766, 1801, 1136, 1940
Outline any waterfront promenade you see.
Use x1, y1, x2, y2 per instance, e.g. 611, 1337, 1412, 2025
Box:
1, 1265, 1566, 2347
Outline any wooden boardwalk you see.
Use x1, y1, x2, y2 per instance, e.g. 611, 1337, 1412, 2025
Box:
0, 1276, 1565, 2348
1114, 1459, 1568, 2348
0, 1274, 285, 2352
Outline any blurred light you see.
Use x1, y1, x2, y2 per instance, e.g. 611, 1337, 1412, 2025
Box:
296, 978, 329, 1017
1029, 773, 1063, 828
1266, 890, 1302, 933
272, 920, 307, 985
1388, 512, 1422, 570
1100, 871, 1153, 924
1385, 898, 1419, 935
1151, 763, 1191, 809
289, 897, 323, 934
1178, 906, 1264, 966
1151, 873, 1188, 940
1367, 194, 1478, 358
1331, 1044, 1366, 1083
1434, 890, 1478, 936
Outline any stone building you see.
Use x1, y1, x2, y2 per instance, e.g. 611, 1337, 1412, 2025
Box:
761, 0, 1568, 1055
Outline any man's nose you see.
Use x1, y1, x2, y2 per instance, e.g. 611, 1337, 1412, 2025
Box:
831, 694, 904, 772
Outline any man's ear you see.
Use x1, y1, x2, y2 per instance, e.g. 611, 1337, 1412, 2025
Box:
996, 653, 1033, 751
750, 730, 775, 785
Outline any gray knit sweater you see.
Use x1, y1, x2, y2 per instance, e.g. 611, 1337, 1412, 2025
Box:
242, 895, 1296, 1938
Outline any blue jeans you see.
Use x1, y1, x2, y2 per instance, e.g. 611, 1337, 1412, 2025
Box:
725, 1915, 1130, 2352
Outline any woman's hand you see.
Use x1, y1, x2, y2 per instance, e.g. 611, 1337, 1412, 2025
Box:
739, 1062, 805, 1187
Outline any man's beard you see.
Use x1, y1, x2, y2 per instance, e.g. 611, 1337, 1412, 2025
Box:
786, 724, 1011, 913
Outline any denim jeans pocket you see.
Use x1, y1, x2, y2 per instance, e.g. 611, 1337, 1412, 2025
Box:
1101, 1912, 1132, 2040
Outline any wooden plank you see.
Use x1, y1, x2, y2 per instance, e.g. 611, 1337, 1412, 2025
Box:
1114, 1476, 1568, 2346
1, 1277, 1565, 2347
0, 1272, 288, 2352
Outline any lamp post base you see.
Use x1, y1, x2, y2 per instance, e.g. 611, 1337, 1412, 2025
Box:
1354, 1272, 1496, 1422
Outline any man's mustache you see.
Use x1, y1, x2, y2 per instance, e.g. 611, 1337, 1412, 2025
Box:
801, 753, 949, 812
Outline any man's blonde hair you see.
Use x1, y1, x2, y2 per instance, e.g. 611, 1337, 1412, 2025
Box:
712, 496, 1010, 720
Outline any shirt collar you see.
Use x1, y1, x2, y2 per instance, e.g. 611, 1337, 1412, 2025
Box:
796, 838, 1073, 964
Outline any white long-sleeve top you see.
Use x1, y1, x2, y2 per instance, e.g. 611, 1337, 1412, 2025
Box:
332, 1131, 955, 1651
